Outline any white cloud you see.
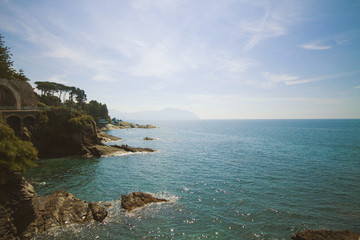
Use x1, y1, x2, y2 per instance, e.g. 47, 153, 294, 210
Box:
93, 74, 119, 83
262, 71, 360, 86
234, 1, 301, 51
262, 72, 299, 86
47, 72, 69, 84
300, 43, 332, 50
355, 85, 360, 89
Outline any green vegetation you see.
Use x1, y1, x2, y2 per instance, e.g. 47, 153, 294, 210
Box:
0, 120, 37, 172
67, 114, 94, 131
34, 81, 110, 125
0, 34, 29, 81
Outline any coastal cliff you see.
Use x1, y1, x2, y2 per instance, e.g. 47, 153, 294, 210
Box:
29, 110, 154, 159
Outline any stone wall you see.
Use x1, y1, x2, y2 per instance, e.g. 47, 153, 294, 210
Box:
0, 78, 38, 108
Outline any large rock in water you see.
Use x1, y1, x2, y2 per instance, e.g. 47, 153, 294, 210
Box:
0, 170, 108, 239
291, 229, 360, 240
30, 191, 107, 234
121, 192, 168, 212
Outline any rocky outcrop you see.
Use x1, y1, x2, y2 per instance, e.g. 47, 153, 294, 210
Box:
81, 144, 156, 158
88, 202, 108, 222
0, 169, 39, 240
101, 123, 156, 130
111, 144, 156, 153
0, 170, 108, 239
121, 192, 169, 212
291, 229, 360, 240
98, 130, 122, 142
144, 137, 156, 140
27, 191, 107, 235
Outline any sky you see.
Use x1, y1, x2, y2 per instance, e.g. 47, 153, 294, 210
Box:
0, 0, 359, 119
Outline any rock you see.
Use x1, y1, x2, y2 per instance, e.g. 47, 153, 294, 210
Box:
28, 191, 108, 235
98, 131, 122, 142
0, 170, 108, 239
0, 169, 39, 239
121, 192, 169, 212
111, 144, 156, 153
88, 202, 108, 222
291, 229, 360, 240
144, 137, 155, 140
35, 191, 93, 229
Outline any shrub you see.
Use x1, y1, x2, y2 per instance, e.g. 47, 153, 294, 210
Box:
0, 120, 37, 172
67, 114, 94, 132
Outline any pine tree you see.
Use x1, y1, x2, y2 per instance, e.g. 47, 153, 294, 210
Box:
0, 34, 15, 79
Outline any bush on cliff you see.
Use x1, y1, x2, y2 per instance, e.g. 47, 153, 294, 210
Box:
67, 114, 94, 132
0, 120, 37, 172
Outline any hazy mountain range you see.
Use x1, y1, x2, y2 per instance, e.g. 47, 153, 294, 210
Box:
109, 107, 199, 121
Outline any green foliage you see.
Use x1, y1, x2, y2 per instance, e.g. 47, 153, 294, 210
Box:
0, 34, 14, 79
67, 114, 94, 132
0, 34, 29, 81
0, 120, 37, 172
39, 95, 62, 107
35, 81, 87, 108
85, 100, 110, 123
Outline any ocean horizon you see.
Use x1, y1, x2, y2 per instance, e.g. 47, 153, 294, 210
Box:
26, 119, 360, 239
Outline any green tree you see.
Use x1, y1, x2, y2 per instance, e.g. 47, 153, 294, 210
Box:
86, 100, 110, 123
0, 34, 30, 81
0, 34, 15, 79
74, 88, 87, 105
0, 120, 37, 172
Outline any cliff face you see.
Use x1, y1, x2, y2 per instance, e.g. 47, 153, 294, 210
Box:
31, 110, 103, 158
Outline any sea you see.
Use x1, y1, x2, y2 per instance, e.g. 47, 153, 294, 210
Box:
25, 119, 360, 240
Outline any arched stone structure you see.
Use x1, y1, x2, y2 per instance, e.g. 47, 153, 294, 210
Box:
23, 115, 36, 130
6, 115, 22, 137
0, 78, 21, 109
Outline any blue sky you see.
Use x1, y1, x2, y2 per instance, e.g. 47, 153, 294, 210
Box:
1, 0, 359, 119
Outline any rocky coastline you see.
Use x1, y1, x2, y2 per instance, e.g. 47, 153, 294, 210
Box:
101, 122, 156, 131
0, 169, 170, 239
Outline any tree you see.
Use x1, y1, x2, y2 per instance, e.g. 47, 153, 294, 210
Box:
0, 34, 30, 81
0, 120, 37, 172
74, 88, 87, 105
35, 81, 58, 96
0, 34, 15, 79
14, 69, 29, 81
86, 100, 110, 123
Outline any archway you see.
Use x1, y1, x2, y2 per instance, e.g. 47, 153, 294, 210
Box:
0, 78, 21, 109
24, 115, 36, 130
6, 115, 21, 137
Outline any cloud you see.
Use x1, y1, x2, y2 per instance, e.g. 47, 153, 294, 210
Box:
234, 1, 301, 51
92, 74, 119, 82
262, 71, 360, 86
47, 72, 69, 84
262, 72, 299, 86
355, 85, 360, 89
300, 43, 332, 50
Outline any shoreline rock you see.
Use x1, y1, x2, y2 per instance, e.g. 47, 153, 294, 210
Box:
101, 123, 156, 131
0, 170, 108, 239
121, 192, 169, 212
144, 137, 157, 140
81, 144, 156, 158
98, 130, 122, 143
292, 229, 360, 240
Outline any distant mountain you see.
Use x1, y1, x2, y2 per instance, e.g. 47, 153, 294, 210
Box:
109, 107, 199, 121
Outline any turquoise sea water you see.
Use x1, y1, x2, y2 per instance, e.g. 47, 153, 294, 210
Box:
25, 120, 360, 239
